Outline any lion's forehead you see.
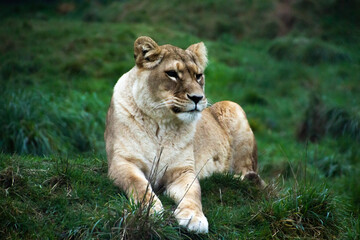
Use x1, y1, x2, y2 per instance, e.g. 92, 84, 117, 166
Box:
165, 60, 198, 74
162, 46, 200, 73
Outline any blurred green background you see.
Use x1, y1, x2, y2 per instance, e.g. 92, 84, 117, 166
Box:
1, 0, 360, 239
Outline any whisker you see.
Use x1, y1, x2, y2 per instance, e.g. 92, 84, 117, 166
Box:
152, 104, 167, 110
206, 98, 213, 107
152, 99, 176, 110
151, 96, 210, 111
173, 103, 184, 108
160, 98, 174, 103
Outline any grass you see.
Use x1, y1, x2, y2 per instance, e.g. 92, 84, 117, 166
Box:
0, 154, 351, 239
0, 90, 106, 156
1, 1, 360, 239
268, 37, 351, 65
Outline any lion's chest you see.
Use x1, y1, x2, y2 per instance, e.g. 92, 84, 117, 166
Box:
123, 118, 195, 183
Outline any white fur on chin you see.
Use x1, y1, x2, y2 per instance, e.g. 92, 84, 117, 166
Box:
176, 112, 202, 123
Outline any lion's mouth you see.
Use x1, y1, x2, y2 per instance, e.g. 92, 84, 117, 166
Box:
171, 107, 200, 114
172, 107, 182, 113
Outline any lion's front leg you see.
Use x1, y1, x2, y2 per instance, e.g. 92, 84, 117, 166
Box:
109, 160, 163, 213
164, 166, 208, 233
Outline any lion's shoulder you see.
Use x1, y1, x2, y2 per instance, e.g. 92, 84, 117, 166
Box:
201, 101, 247, 128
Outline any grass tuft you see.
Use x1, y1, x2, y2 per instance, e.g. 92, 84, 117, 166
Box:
252, 184, 342, 239
0, 165, 24, 190
112, 199, 179, 239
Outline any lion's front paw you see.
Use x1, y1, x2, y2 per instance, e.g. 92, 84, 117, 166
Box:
175, 209, 208, 233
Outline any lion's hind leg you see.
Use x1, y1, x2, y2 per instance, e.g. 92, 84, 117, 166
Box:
210, 101, 265, 187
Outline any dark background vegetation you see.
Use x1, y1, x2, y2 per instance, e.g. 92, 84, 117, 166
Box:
1, 0, 359, 239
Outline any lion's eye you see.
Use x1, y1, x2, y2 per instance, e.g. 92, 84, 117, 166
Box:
196, 73, 203, 81
165, 70, 178, 81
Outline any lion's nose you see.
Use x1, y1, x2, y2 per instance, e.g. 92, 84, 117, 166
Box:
187, 94, 203, 104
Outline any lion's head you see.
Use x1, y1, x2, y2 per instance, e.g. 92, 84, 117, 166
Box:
131, 36, 208, 123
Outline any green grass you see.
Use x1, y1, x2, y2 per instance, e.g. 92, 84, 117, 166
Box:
0, 90, 105, 156
1, 1, 360, 239
0, 154, 352, 239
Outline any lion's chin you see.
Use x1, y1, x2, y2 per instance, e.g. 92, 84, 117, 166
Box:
176, 111, 202, 123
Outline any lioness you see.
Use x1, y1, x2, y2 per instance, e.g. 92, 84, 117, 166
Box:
105, 36, 264, 233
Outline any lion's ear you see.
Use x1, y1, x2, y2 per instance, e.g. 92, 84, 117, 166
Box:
134, 36, 163, 69
187, 42, 208, 70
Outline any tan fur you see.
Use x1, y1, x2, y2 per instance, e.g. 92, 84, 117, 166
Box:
104, 36, 264, 233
